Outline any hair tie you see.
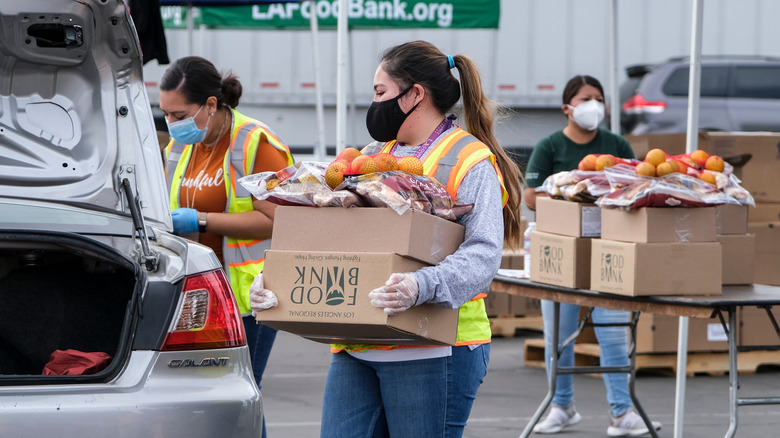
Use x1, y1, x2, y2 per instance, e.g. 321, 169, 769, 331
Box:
447, 55, 455, 69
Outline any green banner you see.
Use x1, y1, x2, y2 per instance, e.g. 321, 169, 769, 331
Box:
161, 0, 499, 30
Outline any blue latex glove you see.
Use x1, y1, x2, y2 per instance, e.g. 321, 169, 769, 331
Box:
171, 207, 199, 235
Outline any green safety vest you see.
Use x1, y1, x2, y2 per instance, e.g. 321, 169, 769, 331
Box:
165, 109, 294, 314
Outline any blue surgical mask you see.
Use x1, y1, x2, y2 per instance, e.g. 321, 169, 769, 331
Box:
166, 105, 210, 144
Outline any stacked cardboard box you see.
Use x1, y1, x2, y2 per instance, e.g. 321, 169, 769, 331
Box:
529, 197, 599, 289
748, 222, 780, 286
590, 207, 722, 296
715, 204, 754, 285
261, 206, 464, 346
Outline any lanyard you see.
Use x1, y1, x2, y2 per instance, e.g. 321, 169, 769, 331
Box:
391, 115, 455, 158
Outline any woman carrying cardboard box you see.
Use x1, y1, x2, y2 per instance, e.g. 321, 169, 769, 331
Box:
523, 75, 661, 436
250, 40, 523, 437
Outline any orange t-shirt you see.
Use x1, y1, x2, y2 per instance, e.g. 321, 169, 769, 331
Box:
179, 129, 291, 263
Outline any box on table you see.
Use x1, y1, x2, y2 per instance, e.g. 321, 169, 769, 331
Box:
749, 202, 780, 223
500, 249, 525, 270
590, 239, 722, 296
529, 231, 592, 289
718, 234, 755, 285
270, 206, 465, 265
698, 131, 780, 203
625, 133, 687, 160
738, 306, 780, 347
535, 197, 602, 238
715, 204, 748, 235
749, 222, 780, 286
261, 250, 459, 345
484, 291, 541, 317
636, 314, 728, 353
601, 207, 716, 243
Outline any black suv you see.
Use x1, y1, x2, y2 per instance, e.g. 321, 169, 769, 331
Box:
620, 55, 780, 135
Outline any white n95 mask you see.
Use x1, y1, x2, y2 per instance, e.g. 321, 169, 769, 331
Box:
568, 99, 605, 131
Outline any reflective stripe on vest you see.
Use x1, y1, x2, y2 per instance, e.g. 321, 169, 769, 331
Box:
333, 127, 506, 351
165, 109, 294, 314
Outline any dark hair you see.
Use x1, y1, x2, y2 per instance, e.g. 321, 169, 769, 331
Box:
562, 75, 604, 105
160, 56, 242, 108
380, 40, 524, 248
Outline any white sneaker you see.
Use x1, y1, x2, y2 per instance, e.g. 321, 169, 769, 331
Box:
607, 408, 662, 437
532, 404, 582, 434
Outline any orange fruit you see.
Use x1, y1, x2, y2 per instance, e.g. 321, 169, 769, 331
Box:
374, 153, 399, 172
690, 149, 709, 165
324, 160, 348, 189
665, 158, 681, 174
336, 147, 363, 163
680, 156, 699, 169
595, 154, 617, 171
704, 155, 725, 173
699, 171, 717, 185
350, 155, 378, 175
656, 161, 675, 177
397, 156, 424, 175
266, 178, 280, 191
644, 148, 667, 167
578, 154, 598, 171
635, 161, 656, 177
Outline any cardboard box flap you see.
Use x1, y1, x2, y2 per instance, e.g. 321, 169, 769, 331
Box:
271, 206, 465, 265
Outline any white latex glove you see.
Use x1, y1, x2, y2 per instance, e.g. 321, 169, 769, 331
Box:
249, 273, 279, 318
368, 272, 419, 316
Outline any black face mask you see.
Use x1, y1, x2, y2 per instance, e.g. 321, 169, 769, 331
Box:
365, 86, 420, 142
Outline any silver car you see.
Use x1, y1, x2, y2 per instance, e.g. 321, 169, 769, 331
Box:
620, 55, 780, 135
0, 1, 261, 436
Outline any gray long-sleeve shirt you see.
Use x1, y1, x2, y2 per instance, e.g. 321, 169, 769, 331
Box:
390, 130, 505, 309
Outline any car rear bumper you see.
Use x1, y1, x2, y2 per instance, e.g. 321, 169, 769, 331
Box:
0, 349, 262, 438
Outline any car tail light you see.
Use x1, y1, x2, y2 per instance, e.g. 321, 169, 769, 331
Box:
622, 94, 667, 114
162, 269, 246, 351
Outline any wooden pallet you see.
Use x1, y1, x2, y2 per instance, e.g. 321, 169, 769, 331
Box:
523, 338, 780, 377
490, 315, 544, 337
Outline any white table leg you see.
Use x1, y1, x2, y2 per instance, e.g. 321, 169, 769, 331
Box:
674, 316, 689, 438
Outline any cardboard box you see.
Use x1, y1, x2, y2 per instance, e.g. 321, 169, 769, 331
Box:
601, 207, 716, 243
636, 314, 728, 353
738, 306, 780, 347
715, 204, 748, 235
749, 202, 780, 223
698, 131, 780, 203
718, 234, 755, 285
749, 222, 780, 286
270, 206, 465, 265
590, 239, 722, 296
529, 231, 591, 289
536, 197, 602, 238
500, 249, 525, 270
261, 250, 459, 345
484, 291, 510, 317
625, 133, 687, 160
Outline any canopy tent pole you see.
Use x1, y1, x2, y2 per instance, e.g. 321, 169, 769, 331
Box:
685, 0, 704, 153
335, 0, 348, 153
675, 3, 704, 438
308, 0, 327, 161
608, 0, 620, 134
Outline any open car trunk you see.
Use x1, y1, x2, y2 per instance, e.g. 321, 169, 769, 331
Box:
0, 231, 141, 382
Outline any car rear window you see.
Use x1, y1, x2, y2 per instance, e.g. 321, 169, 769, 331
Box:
732, 66, 780, 99
662, 66, 729, 97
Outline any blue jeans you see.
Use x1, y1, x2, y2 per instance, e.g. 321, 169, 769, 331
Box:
541, 301, 632, 417
242, 316, 278, 438
320, 344, 490, 438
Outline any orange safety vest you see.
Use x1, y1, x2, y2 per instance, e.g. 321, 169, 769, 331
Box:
332, 126, 508, 352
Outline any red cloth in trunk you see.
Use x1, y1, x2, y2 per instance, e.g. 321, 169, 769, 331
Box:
43, 349, 112, 375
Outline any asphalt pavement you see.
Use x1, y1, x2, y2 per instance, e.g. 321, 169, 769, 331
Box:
262, 329, 780, 437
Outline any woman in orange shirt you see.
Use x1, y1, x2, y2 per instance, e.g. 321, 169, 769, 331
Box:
159, 56, 294, 438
